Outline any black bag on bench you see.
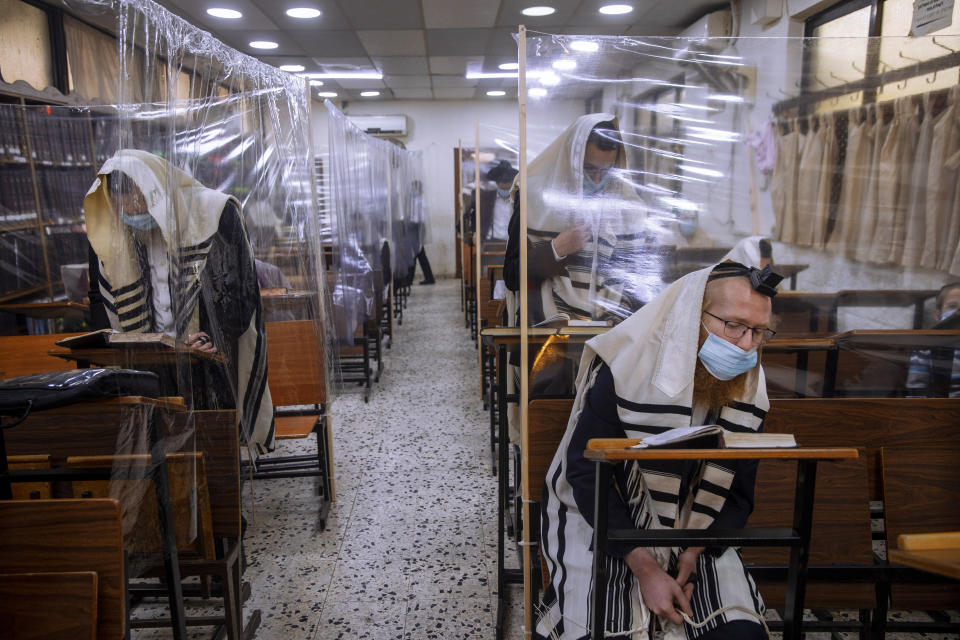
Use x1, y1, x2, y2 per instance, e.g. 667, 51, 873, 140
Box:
0, 369, 160, 422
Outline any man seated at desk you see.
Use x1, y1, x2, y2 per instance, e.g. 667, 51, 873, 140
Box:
537, 261, 782, 640
84, 149, 275, 452
906, 281, 960, 398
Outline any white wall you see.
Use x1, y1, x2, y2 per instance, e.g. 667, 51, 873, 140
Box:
311, 98, 584, 277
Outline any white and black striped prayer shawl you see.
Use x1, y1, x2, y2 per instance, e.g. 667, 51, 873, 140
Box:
84, 150, 275, 452
538, 265, 768, 640
527, 114, 666, 322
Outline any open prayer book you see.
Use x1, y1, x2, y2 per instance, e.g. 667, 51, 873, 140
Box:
629, 425, 797, 449
533, 312, 613, 328
55, 328, 176, 350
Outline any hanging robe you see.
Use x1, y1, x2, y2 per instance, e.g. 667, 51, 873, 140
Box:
855, 104, 888, 263
901, 94, 935, 267
795, 118, 824, 247
922, 86, 960, 269
829, 108, 875, 258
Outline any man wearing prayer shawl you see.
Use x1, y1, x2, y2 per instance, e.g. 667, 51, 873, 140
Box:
537, 261, 782, 640
84, 149, 275, 453
505, 114, 671, 325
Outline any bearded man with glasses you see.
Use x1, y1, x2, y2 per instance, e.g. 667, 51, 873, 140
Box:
537, 261, 782, 640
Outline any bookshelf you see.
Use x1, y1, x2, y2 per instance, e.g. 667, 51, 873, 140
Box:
0, 81, 101, 312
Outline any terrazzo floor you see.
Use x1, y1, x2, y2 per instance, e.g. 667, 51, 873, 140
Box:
129, 278, 957, 639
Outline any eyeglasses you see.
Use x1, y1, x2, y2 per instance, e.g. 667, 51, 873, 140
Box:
703, 310, 776, 345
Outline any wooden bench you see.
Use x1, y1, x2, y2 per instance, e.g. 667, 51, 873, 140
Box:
0, 499, 125, 639
255, 320, 335, 527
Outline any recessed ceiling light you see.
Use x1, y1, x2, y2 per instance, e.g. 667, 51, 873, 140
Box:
317, 91, 338, 98
570, 40, 599, 53
286, 7, 321, 18
521, 5, 556, 16
552, 59, 576, 71
539, 71, 561, 86
309, 80, 324, 86
499, 62, 519, 70
360, 91, 381, 97
487, 90, 506, 96
300, 71, 383, 79
207, 7, 242, 19
280, 64, 305, 72
250, 40, 279, 49
599, 3, 634, 14
528, 87, 548, 97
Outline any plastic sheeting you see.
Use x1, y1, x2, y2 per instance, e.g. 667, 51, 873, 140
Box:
515, 32, 960, 396
0, 0, 336, 582
325, 101, 425, 350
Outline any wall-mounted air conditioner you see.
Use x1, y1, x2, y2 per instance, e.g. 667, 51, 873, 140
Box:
347, 115, 409, 137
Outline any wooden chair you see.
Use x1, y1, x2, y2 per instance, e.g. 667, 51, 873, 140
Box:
527, 398, 574, 593
7, 454, 53, 500
67, 452, 250, 640
743, 454, 875, 636
0, 571, 99, 640
255, 320, 335, 528
0, 499, 125, 639
880, 445, 960, 625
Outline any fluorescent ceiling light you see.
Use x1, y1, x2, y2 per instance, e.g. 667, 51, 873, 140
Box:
250, 41, 279, 50
467, 71, 518, 79
207, 7, 242, 19
570, 40, 599, 53
499, 62, 519, 70
707, 94, 745, 103
280, 64, 305, 72
528, 87, 548, 97
301, 71, 383, 79
486, 90, 506, 97
522, 5, 556, 16
309, 80, 324, 86
539, 71, 561, 86
286, 7, 321, 18
317, 91, 338, 98
360, 91, 381, 97
552, 59, 576, 71
599, 4, 634, 14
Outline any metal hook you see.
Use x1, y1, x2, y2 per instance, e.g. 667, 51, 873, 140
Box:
851, 61, 866, 75
899, 50, 922, 64
927, 68, 938, 84
813, 75, 829, 88
897, 76, 909, 90
829, 70, 849, 84
932, 36, 957, 54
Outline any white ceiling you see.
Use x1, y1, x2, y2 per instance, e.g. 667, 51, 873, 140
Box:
151, 0, 726, 100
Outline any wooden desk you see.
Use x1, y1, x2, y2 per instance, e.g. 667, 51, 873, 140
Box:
1, 396, 190, 639
48, 343, 226, 368
584, 442, 858, 640
764, 337, 835, 398
836, 289, 938, 330
889, 547, 960, 580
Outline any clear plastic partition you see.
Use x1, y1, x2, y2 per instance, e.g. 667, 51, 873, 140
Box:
0, 0, 333, 579
519, 29, 960, 637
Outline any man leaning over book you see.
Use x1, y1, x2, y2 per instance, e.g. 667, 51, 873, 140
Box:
84, 149, 274, 453
536, 261, 782, 640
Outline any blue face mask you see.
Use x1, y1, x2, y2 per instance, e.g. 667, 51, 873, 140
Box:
497, 187, 512, 199
697, 329, 758, 380
942, 308, 957, 321
678, 216, 698, 237
122, 213, 159, 232
583, 171, 613, 196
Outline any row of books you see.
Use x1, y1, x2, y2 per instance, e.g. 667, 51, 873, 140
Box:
0, 106, 98, 167
0, 229, 45, 296
0, 165, 93, 224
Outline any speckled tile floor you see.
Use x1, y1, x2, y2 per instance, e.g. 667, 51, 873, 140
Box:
129, 279, 957, 639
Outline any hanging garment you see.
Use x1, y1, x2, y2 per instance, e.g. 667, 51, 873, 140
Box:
771, 121, 800, 243
855, 105, 888, 263
922, 86, 960, 269
888, 97, 921, 264
829, 108, 875, 258
938, 100, 960, 272
795, 118, 825, 247
812, 113, 837, 250
746, 119, 777, 174
901, 94, 935, 267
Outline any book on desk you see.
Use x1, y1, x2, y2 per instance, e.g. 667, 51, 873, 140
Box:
55, 329, 177, 350
629, 425, 797, 449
